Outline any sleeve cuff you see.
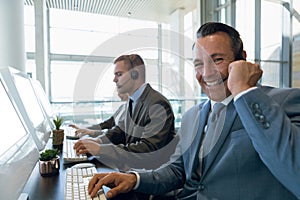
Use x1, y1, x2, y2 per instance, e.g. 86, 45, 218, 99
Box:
234, 87, 257, 101
126, 171, 140, 190
93, 130, 103, 137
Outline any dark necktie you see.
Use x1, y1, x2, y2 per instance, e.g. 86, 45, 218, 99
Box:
128, 98, 133, 117
198, 102, 226, 177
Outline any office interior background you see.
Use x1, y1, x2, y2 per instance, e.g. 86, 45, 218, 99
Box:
1, 0, 300, 127
0, 0, 299, 199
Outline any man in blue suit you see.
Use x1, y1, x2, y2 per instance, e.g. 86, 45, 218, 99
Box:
87, 22, 300, 199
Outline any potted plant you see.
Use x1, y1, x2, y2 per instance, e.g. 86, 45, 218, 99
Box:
39, 149, 60, 176
52, 115, 65, 147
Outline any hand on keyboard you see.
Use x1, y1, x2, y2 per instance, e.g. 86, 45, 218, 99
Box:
63, 138, 88, 164
73, 139, 101, 156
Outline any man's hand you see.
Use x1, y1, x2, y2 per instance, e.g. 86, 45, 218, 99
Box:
76, 128, 96, 137
69, 124, 96, 137
73, 139, 101, 155
69, 124, 80, 129
227, 60, 263, 96
88, 172, 137, 198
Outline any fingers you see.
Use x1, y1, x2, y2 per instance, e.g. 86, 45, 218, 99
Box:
88, 172, 137, 199
68, 124, 78, 129
73, 140, 100, 155
74, 128, 93, 137
228, 60, 263, 96
73, 140, 88, 155
75, 129, 85, 136
88, 173, 109, 197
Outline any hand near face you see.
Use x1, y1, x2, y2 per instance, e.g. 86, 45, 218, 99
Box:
88, 172, 137, 198
227, 60, 263, 96
73, 139, 101, 155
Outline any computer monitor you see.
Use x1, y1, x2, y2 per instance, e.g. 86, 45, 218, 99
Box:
0, 76, 39, 200
0, 67, 52, 150
30, 78, 55, 130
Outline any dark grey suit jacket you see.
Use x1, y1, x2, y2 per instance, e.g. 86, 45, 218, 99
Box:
88, 103, 126, 131
97, 84, 177, 171
136, 86, 300, 199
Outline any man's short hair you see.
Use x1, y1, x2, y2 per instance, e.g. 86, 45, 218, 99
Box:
196, 22, 245, 61
114, 54, 146, 81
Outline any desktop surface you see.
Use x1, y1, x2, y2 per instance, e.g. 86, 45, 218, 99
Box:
22, 139, 150, 200
22, 141, 112, 200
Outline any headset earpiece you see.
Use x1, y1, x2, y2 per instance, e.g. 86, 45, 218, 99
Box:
128, 56, 139, 80
130, 70, 139, 80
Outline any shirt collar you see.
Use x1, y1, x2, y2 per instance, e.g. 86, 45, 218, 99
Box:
130, 83, 147, 102
210, 95, 233, 110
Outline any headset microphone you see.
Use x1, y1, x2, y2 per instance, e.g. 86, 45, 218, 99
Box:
118, 69, 138, 89
222, 76, 228, 82
118, 76, 132, 89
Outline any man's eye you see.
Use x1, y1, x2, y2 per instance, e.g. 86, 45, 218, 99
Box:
194, 62, 203, 68
213, 58, 224, 64
116, 72, 122, 77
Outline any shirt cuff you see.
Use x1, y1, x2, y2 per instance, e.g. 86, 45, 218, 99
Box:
93, 130, 103, 137
234, 87, 257, 101
126, 171, 140, 190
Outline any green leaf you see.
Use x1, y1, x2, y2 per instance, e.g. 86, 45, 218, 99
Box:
39, 149, 60, 161
53, 115, 64, 130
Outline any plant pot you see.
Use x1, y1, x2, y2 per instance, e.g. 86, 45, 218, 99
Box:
39, 156, 60, 176
52, 129, 64, 146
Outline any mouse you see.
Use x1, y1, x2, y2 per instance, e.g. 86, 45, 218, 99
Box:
72, 163, 95, 168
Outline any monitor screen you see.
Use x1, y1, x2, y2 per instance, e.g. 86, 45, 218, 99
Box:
0, 67, 51, 150
13, 74, 46, 129
30, 79, 55, 129
0, 77, 39, 200
0, 80, 28, 159
12, 72, 52, 148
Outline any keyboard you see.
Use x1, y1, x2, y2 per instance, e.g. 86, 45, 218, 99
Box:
65, 166, 107, 200
63, 138, 88, 164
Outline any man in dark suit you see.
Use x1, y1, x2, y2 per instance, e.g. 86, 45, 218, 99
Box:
87, 22, 300, 199
74, 54, 177, 171
69, 92, 128, 137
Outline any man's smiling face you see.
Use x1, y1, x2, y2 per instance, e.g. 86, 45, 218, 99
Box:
193, 31, 235, 102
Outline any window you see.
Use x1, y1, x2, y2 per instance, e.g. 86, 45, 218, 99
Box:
207, 0, 299, 87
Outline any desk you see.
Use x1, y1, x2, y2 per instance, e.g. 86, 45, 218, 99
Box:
22, 154, 113, 199
22, 141, 150, 200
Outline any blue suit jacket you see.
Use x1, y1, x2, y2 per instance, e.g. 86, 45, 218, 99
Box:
136, 86, 300, 199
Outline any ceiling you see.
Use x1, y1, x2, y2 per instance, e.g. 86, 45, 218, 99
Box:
24, 0, 197, 23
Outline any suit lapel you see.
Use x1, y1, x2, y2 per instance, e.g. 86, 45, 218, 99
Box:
132, 84, 150, 121
202, 101, 237, 177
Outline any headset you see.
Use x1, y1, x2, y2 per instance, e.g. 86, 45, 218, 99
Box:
128, 56, 139, 80
234, 54, 246, 61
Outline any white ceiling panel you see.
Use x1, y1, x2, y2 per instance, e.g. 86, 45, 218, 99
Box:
24, 0, 197, 23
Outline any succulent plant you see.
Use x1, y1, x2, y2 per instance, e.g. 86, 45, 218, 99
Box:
39, 149, 60, 161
